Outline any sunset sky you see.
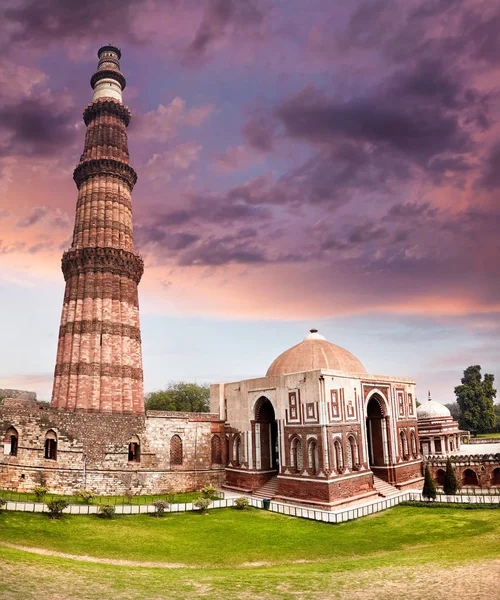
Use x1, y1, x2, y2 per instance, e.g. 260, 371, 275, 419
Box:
1, 0, 499, 404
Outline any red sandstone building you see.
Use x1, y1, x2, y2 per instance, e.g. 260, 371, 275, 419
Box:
212, 328, 423, 508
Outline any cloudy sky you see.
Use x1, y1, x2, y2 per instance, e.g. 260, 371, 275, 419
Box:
0, 0, 499, 404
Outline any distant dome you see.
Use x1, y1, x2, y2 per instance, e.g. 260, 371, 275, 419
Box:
417, 397, 451, 420
266, 329, 367, 376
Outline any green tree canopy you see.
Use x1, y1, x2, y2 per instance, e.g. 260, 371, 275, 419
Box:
444, 402, 460, 422
454, 366, 496, 435
145, 381, 210, 413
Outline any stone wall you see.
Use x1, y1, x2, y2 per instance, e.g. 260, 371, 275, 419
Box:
0, 404, 225, 495
0, 390, 37, 401
426, 454, 500, 489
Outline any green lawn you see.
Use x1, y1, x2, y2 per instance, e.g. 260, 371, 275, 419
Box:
0, 506, 499, 599
0, 489, 201, 505
475, 432, 500, 439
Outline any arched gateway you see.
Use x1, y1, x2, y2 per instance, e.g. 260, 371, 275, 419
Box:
366, 395, 389, 468
254, 397, 279, 471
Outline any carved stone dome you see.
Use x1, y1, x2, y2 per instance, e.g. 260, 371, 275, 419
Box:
266, 329, 367, 376
417, 397, 451, 420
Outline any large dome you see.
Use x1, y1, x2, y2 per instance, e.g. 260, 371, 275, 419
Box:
266, 329, 367, 376
417, 397, 451, 420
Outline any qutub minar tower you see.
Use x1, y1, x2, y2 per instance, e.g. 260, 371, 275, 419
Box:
51, 45, 145, 414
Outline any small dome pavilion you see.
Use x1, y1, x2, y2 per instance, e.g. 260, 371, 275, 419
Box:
417, 392, 465, 456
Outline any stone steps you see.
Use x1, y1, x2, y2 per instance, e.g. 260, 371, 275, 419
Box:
373, 475, 400, 497
252, 476, 279, 499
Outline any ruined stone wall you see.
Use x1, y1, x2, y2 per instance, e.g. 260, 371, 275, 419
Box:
0, 405, 224, 495
427, 454, 500, 489
0, 390, 37, 401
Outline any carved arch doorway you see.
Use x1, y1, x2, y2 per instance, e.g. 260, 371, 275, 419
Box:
366, 395, 390, 470
255, 397, 279, 471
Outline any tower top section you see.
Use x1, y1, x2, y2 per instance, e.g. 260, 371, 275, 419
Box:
91, 44, 126, 103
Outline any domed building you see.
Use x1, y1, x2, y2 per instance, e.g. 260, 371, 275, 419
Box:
417, 392, 465, 456
211, 329, 423, 509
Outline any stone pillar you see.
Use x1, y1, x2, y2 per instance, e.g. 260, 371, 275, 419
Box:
430, 437, 435, 454
384, 416, 392, 465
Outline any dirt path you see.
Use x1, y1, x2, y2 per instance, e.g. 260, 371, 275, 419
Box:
0, 542, 194, 569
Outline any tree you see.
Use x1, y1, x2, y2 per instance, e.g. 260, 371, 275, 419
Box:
454, 366, 496, 436
444, 402, 460, 422
145, 381, 210, 412
422, 463, 436, 500
443, 457, 458, 495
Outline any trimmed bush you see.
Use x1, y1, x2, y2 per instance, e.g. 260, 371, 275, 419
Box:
76, 489, 95, 504
152, 500, 170, 517
193, 496, 212, 514
46, 498, 69, 520
422, 463, 437, 500
234, 497, 249, 510
34, 486, 48, 502
98, 504, 116, 519
200, 485, 218, 500
443, 457, 459, 495
0, 497, 6, 512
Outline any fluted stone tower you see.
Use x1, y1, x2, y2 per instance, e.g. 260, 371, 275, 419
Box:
51, 46, 144, 414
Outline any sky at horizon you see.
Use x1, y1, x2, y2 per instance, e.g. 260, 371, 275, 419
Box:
1, 0, 499, 405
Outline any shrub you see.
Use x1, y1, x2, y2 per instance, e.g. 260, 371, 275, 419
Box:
193, 496, 212, 514
76, 489, 95, 504
200, 485, 218, 500
98, 504, 116, 519
234, 497, 249, 510
422, 463, 437, 500
152, 500, 170, 517
0, 497, 6, 512
34, 485, 48, 502
443, 457, 459, 495
46, 498, 69, 520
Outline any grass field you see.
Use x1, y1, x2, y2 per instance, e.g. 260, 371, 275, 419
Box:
476, 432, 500, 439
0, 488, 201, 505
1, 506, 499, 599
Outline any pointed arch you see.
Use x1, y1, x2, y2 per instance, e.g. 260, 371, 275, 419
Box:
333, 437, 344, 473
410, 430, 417, 456
211, 434, 222, 465
400, 430, 409, 460
308, 438, 319, 474
347, 434, 359, 469
290, 436, 303, 472
44, 430, 57, 460
5, 426, 18, 457
233, 434, 242, 467
128, 435, 141, 462
170, 434, 183, 466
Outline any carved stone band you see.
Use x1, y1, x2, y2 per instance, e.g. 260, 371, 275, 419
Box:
55, 362, 143, 380
59, 320, 141, 341
90, 69, 126, 91
62, 247, 144, 284
84, 99, 132, 126
74, 159, 137, 189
